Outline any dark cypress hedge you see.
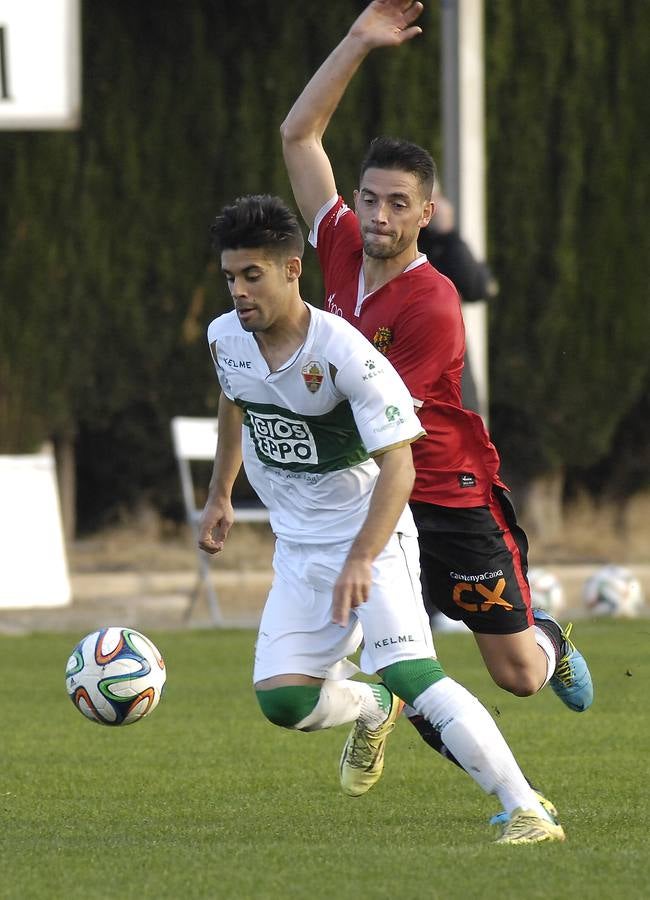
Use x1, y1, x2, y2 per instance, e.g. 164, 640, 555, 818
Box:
485, 0, 650, 492
0, 1, 647, 528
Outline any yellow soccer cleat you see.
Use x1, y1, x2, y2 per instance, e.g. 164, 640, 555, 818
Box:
490, 789, 558, 826
339, 693, 404, 797
495, 808, 566, 845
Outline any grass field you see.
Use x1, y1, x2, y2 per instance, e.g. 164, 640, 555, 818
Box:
1, 620, 648, 900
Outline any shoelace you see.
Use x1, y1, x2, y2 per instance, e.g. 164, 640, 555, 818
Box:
346, 726, 376, 768
553, 623, 577, 686
347, 712, 397, 766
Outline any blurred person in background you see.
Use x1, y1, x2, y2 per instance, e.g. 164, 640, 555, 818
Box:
418, 190, 498, 414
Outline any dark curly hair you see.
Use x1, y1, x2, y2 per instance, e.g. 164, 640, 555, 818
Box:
210, 194, 305, 259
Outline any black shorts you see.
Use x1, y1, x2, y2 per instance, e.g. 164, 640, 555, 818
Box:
410, 488, 533, 635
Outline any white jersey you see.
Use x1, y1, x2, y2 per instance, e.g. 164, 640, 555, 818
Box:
207, 303, 425, 543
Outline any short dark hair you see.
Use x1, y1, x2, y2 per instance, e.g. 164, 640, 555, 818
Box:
210, 194, 305, 259
360, 137, 437, 199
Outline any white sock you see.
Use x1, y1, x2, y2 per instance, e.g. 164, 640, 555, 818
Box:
294, 680, 387, 732
534, 626, 558, 687
413, 677, 551, 820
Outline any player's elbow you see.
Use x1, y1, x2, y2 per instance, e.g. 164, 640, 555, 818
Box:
280, 113, 315, 148
279, 114, 299, 145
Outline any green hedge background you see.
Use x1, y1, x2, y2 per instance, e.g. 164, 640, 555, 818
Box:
0, 0, 648, 531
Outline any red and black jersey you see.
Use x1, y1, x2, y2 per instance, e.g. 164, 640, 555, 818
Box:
311, 195, 506, 507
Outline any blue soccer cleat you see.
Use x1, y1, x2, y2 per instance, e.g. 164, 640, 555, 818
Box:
534, 609, 594, 712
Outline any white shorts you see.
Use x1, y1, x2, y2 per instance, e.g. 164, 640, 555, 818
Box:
253, 533, 436, 684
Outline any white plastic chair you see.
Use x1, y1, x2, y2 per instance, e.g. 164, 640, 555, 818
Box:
170, 416, 270, 624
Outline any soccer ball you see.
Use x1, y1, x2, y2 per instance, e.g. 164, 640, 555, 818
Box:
65, 627, 166, 725
582, 565, 645, 618
527, 567, 565, 616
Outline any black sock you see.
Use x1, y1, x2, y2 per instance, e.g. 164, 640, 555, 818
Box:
407, 714, 464, 769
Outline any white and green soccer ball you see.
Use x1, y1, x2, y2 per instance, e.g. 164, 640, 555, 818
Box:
582, 565, 645, 618
65, 627, 166, 725
527, 567, 565, 616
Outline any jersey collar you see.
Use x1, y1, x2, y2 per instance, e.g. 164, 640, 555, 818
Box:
354, 254, 428, 317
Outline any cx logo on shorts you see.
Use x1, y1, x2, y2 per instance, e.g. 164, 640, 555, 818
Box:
452, 578, 513, 613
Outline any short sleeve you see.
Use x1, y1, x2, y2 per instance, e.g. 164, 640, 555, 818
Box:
310, 195, 363, 298
333, 341, 425, 455
207, 327, 235, 401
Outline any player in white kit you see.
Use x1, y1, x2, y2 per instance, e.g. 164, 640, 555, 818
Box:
198, 194, 564, 844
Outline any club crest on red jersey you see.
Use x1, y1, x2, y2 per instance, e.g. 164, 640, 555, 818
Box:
373, 326, 393, 355
301, 361, 324, 393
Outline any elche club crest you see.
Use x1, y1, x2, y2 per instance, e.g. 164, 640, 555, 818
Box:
301, 360, 324, 393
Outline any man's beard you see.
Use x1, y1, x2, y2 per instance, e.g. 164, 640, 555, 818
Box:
362, 231, 410, 259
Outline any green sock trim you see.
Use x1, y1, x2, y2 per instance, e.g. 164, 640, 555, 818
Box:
255, 685, 321, 728
369, 682, 392, 714
381, 658, 446, 707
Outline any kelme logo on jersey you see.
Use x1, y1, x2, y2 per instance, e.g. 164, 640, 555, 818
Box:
372, 326, 393, 355
301, 361, 324, 393
363, 359, 385, 382
248, 411, 318, 465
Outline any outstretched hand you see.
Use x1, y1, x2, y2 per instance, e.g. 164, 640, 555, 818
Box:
349, 0, 424, 50
198, 498, 234, 555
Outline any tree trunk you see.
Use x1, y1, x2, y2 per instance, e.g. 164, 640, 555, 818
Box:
519, 468, 565, 546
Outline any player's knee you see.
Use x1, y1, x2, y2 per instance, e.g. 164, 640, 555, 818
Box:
490, 667, 539, 697
255, 685, 321, 729
381, 657, 446, 707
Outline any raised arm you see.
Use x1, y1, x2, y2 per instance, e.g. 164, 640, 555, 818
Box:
198, 392, 244, 554
280, 0, 424, 229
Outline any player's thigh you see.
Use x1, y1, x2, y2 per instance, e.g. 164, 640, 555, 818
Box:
253, 540, 362, 684
356, 532, 436, 674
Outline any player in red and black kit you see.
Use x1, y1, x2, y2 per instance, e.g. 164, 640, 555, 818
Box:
281, 0, 593, 830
